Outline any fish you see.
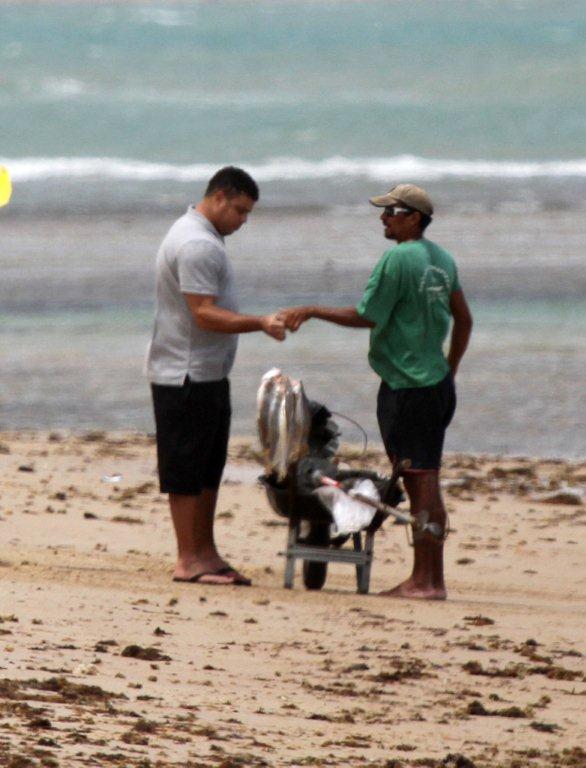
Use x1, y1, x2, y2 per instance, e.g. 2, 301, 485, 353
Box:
256, 369, 311, 481
289, 379, 311, 464
274, 376, 293, 479
266, 374, 285, 475
256, 367, 279, 451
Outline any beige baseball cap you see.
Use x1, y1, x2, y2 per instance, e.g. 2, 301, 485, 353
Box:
369, 183, 434, 216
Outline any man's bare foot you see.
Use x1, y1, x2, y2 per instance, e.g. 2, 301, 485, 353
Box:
379, 579, 446, 600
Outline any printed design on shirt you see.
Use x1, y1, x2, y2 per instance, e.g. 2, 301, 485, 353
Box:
418, 265, 451, 306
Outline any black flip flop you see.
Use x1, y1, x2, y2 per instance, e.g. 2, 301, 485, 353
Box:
216, 566, 252, 586
172, 567, 251, 586
172, 570, 232, 584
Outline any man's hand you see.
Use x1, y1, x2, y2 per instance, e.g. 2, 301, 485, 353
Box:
280, 306, 314, 332
280, 305, 372, 331
260, 313, 286, 341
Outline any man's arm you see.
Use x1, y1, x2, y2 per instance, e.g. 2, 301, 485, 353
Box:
447, 289, 473, 377
185, 294, 285, 340
283, 305, 374, 332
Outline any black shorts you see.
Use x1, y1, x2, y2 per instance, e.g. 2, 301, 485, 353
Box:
376, 373, 456, 472
151, 377, 231, 495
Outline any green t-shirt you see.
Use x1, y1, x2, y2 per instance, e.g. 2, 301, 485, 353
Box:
356, 238, 460, 389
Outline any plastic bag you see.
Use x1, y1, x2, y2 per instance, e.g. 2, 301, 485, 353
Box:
315, 478, 380, 535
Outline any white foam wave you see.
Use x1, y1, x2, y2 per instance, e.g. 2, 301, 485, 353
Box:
4, 155, 586, 183
136, 7, 193, 27
42, 78, 87, 98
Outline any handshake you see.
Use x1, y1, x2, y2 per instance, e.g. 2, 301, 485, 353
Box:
261, 306, 313, 341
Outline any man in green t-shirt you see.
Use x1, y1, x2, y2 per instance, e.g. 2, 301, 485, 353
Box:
282, 183, 473, 600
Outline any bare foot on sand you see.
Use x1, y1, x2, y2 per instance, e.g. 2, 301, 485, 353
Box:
379, 579, 446, 600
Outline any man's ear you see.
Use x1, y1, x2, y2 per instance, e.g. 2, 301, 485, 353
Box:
211, 189, 229, 209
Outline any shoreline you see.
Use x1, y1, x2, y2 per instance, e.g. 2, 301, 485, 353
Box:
2, 428, 585, 465
1, 430, 584, 767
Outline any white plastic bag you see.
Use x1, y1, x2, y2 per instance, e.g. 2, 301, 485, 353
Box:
316, 479, 380, 535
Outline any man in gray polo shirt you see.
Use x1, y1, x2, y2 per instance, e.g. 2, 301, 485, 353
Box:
147, 166, 285, 586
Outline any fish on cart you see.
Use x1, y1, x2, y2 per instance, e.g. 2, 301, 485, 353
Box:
256, 368, 311, 481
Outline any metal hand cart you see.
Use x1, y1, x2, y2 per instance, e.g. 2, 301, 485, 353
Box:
260, 454, 403, 594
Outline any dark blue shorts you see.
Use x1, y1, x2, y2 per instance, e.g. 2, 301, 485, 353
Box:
376, 373, 456, 472
151, 377, 231, 495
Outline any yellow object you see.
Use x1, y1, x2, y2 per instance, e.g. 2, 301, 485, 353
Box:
0, 166, 13, 206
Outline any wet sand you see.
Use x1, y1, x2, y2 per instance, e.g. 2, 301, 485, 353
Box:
0, 431, 584, 767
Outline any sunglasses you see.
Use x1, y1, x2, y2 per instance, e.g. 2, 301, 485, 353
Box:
383, 206, 414, 217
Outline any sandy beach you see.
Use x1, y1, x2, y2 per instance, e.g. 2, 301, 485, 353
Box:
0, 431, 584, 767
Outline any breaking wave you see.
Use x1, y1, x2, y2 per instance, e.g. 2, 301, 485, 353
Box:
4, 155, 586, 183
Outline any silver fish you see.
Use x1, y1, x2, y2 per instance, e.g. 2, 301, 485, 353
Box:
256, 369, 311, 481
289, 379, 311, 464
256, 367, 279, 453
274, 376, 293, 479
267, 375, 285, 476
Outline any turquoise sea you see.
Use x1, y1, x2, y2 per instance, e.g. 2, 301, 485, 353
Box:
1, 1, 585, 458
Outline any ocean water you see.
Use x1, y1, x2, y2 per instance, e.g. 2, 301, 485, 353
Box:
1, 1, 585, 458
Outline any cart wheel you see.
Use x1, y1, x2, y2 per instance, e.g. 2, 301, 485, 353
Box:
302, 522, 330, 590
303, 560, 328, 590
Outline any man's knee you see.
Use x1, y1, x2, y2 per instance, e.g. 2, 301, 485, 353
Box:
404, 470, 440, 499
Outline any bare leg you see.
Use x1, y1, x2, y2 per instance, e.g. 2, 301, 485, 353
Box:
170, 489, 235, 584
380, 471, 447, 600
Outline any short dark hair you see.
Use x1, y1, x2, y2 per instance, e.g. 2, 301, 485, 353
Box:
419, 213, 433, 232
204, 166, 259, 201
402, 207, 432, 233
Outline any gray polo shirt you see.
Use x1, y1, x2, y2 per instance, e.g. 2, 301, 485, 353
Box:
146, 207, 239, 385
